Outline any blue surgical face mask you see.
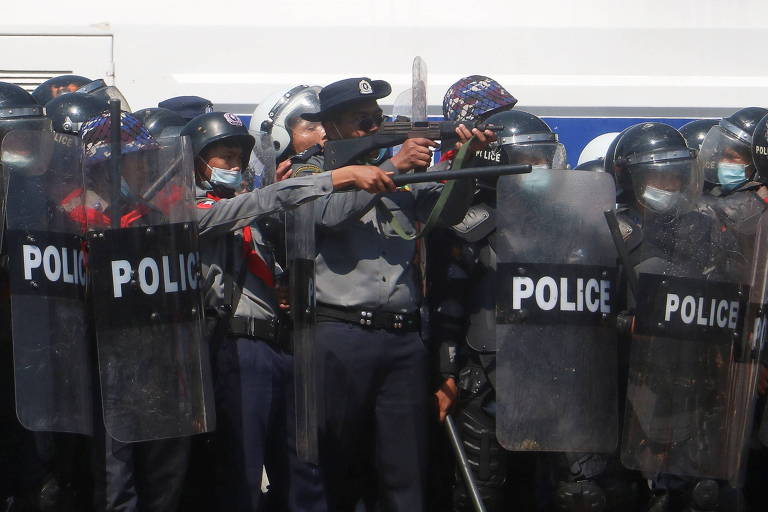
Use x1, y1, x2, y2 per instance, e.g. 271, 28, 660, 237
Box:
717, 162, 747, 192
642, 185, 680, 212
207, 163, 242, 191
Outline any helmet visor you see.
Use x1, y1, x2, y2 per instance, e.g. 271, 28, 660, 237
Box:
631, 158, 701, 214
247, 130, 277, 189
501, 142, 567, 169
698, 125, 753, 187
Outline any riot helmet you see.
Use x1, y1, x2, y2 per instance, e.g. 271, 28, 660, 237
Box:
606, 122, 699, 214
31, 74, 91, 105
697, 107, 768, 193
474, 109, 566, 169
442, 75, 517, 122
678, 118, 719, 151
250, 85, 324, 161
751, 113, 768, 184
577, 132, 620, 167
76, 79, 132, 112
181, 112, 255, 169
0, 81, 51, 138
132, 108, 188, 139
46, 93, 107, 134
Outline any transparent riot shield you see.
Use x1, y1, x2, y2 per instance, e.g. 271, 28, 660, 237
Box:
2, 130, 92, 434
247, 130, 277, 188
622, 200, 767, 483
287, 173, 319, 463
495, 169, 619, 453
412, 56, 428, 124
85, 135, 215, 442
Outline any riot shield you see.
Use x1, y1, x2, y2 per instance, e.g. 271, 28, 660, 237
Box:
85, 134, 215, 442
287, 179, 319, 463
621, 200, 767, 482
495, 169, 619, 453
2, 130, 92, 434
412, 56, 428, 124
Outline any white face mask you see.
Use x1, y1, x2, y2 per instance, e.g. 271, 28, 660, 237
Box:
642, 185, 681, 212
205, 162, 242, 191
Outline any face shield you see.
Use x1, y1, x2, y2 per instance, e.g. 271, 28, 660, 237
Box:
628, 149, 700, 214
260, 86, 324, 159
246, 130, 277, 189
499, 132, 567, 169
77, 79, 132, 112
697, 121, 754, 191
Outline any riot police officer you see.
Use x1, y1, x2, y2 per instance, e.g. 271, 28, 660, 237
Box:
45, 92, 107, 135
184, 111, 395, 510
607, 121, 760, 512
131, 107, 188, 139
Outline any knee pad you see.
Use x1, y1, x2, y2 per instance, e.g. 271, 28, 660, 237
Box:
456, 401, 506, 487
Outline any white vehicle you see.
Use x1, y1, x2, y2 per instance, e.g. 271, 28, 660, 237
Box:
2, 0, 767, 165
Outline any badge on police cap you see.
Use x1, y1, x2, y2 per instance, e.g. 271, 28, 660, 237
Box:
224, 113, 243, 126
359, 80, 373, 95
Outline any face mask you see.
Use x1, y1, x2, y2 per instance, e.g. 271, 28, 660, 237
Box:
642, 185, 680, 212
717, 162, 747, 192
207, 163, 242, 191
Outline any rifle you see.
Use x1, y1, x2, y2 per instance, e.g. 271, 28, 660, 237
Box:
322, 120, 503, 170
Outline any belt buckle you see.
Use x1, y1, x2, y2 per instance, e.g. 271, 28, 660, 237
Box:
359, 310, 373, 328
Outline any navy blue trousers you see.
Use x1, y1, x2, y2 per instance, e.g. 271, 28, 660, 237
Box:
214, 336, 292, 511
289, 321, 430, 512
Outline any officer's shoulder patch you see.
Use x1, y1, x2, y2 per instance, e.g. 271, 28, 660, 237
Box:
293, 164, 323, 177
290, 144, 323, 164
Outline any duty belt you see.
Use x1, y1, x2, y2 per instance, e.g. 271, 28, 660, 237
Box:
317, 304, 419, 332
228, 316, 278, 343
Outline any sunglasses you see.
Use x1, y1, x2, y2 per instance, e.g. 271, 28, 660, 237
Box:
357, 112, 384, 131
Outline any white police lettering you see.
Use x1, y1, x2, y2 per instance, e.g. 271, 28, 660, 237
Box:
359, 80, 373, 94
475, 149, 501, 163
512, 275, 611, 314
110, 252, 200, 298
663, 293, 739, 329
22, 244, 86, 287
755, 145, 768, 156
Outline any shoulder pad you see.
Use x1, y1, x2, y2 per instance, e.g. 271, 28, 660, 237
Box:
616, 210, 642, 251
290, 144, 323, 164
451, 202, 495, 242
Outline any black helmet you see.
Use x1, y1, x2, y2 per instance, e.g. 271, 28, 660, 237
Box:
573, 159, 606, 172
697, 107, 768, 192
180, 112, 255, 168
473, 109, 566, 168
132, 108, 188, 138
606, 122, 699, 213
679, 119, 719, 151
45, 93, 107, 134
76, 79, 132, 112
0, 82, 51, 139
750, 113, 768, 184
31, 74, 91, 105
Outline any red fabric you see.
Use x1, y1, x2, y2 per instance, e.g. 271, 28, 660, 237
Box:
198, 193, 275, 288
61, 188, 147, 229
439, 149, 457, 163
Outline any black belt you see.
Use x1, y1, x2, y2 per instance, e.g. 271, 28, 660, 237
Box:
316, 304, 419, 332
228, 316, 278, 343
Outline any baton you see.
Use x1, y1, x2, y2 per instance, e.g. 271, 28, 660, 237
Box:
390, 164, 531, 187
109, 99, 122, 229
446, 414, 488, 512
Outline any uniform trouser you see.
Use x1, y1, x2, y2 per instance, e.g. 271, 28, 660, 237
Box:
91, 431, 190, 512
214, 336, 292, 511
291, 320, 430, 512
